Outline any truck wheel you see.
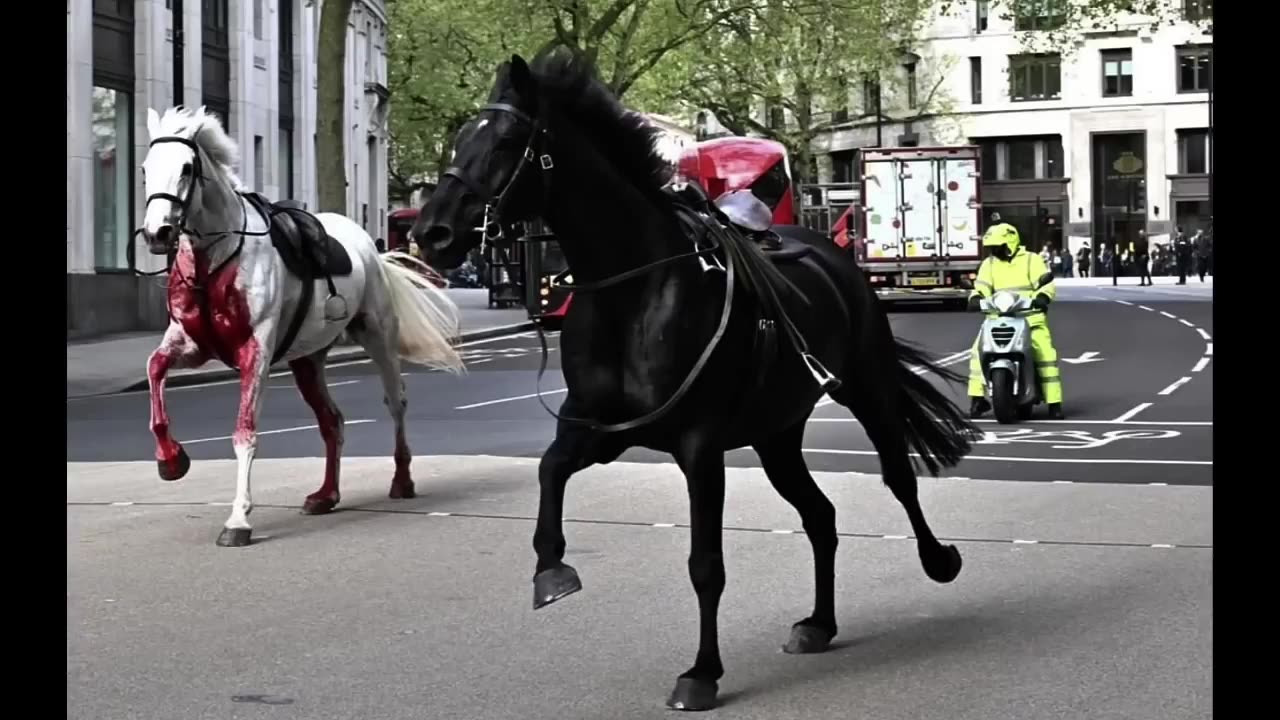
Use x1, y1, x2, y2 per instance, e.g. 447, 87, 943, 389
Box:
991, 368, 1018, 424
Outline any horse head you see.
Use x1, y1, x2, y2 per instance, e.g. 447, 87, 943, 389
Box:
410, 55, 548, 270
140, 105, 243, 255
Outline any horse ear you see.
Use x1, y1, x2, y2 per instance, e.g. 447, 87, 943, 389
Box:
147, 108, 161, 140
510, 54, 532, 94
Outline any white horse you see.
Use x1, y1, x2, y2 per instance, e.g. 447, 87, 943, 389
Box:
138, 105, 464, 547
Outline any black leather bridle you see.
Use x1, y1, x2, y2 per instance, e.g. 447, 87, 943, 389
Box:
440, 102, 555, 248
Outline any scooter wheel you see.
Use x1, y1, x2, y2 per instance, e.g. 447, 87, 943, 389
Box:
991, 368, 1018, 424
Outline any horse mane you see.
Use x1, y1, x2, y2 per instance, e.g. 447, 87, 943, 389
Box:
157, 105, 245, 190
528, 49, 674, 193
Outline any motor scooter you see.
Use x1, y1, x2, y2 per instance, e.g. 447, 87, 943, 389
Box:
975, 271, 1055, 424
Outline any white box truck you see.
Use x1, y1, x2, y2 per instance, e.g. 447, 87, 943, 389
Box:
858, 145, 983, 306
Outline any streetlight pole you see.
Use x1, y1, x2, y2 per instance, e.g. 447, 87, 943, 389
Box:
1207, 44, 1213, 222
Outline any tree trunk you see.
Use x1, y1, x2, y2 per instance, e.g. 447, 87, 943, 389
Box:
316, 0, 355, 214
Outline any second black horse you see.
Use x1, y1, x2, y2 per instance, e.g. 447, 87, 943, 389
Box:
412, 50, 981, 711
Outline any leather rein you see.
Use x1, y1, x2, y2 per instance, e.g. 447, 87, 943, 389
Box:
446, 103, 739, 434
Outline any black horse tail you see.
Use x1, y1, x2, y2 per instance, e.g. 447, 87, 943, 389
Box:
893, 339, 981, 476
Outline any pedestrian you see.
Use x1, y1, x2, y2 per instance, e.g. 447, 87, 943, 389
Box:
1133, 229, 1153, 286
1195, 229, 1212, 282
1046, 243, 1063, 277
1060, 247, 1073, 278
1108, 242, 1120, 286
1174, 226, 1192, 285
1077, 242, 1092, 278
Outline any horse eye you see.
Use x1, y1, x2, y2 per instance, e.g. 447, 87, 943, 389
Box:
181, 162, 193, 177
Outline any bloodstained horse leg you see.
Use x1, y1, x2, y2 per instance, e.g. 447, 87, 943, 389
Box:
147, 322, 208, 482
290, 350, 345, 515
217, 336, 272, 548
754, 419, 839, 654
667, 431, 727, 712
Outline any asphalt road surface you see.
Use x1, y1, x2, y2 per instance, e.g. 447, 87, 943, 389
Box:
67, 285, 1212, 720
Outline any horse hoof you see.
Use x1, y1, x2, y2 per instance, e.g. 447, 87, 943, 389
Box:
389, 480, 415, 500
783, 622, 835, 654
157, 447, 190, 482
301, 496, 338, 515
923, 543, 963, 584
532, 565, 582, 609
666, 677, 718, 711
216, 527, 253, 547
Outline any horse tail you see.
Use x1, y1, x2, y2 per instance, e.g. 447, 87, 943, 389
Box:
892, 339, 980, 476
375, 251, 466, 374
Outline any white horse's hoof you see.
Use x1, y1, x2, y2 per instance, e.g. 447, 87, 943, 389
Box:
216, 527, 253, 547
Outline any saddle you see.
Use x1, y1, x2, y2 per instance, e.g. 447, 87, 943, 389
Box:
240, 192, 355, 364
242, 193, 353, 279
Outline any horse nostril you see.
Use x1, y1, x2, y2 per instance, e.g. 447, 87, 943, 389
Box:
423, 226, 453, 250
154, 225, 174, 246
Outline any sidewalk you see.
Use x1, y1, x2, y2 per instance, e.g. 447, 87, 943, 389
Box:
67, 289, 532, 399
1053, 275, 1213, 287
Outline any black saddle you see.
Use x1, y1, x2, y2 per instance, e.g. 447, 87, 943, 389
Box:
242, 192, 353, 279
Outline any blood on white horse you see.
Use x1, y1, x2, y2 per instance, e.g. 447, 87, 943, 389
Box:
139, 105, 464, 546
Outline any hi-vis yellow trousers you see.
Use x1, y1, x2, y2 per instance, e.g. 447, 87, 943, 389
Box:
968, 319, 1063, 404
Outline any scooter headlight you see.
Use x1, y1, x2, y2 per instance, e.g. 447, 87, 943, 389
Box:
992, 292, 1017, 314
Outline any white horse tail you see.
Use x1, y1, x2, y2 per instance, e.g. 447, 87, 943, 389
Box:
375, 251, 466, 373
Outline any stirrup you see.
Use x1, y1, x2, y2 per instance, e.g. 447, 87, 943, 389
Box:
324, 293, 349, 322
802, 353, 841, 392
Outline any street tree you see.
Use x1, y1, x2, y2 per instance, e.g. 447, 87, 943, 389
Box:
936, 0, 1212, 55
671, 0, 940, 185
315, 0, 356, 213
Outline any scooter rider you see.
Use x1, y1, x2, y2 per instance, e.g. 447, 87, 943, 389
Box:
966, 223, 1065, 420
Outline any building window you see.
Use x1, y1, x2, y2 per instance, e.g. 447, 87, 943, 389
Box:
974, 135, 1065, 181
830, 150, 855, 183
970, 57, 982, 104
92, 87, 132, 270
1101, 49, 1134, 97
1176, 45, 1212, 93
1184, 0, 1212, 22
253, 135, 264, 191
253, 0, 263, 39
279, 128, 295, 198
1177, 129, 1210, 174
863, 76, 880, 116
976, 0, 989, 32
905, 63, 918, 108
1014, 0, 1067, 31
1009, 53, 1061, 101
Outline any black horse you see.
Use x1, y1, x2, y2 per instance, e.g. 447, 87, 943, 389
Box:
412, 50, 980, 711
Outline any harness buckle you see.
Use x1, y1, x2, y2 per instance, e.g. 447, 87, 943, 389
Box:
539, 154, 554, 170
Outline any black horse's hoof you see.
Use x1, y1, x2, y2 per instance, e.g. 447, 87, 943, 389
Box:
216, 527, 253, 547
157, 447, 190, 482
532, 565, 582, 609
923, 543, 963, 583
666, 677, 719, 711
783, 622, 835, 654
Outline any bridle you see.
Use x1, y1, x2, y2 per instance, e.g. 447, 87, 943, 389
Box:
129, 134, 271, 280
440, 103, 555, 249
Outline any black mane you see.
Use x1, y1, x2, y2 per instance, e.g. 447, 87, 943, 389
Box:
528, 49, 674, 193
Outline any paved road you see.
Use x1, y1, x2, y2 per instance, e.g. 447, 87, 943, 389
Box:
67, 286, 1212, 720
68, 285, 1213, 486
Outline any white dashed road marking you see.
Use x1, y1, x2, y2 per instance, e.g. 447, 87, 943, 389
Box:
1192, 357, 1210, 373
1113, 403, 1152, 423
184, 418, 377, 445
1158, 377, 1193, 396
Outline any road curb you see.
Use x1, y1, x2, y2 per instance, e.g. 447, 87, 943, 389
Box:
116, 321, 535, 394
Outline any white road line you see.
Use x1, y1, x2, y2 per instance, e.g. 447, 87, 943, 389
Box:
771, 529, 796, 535
807, 417, 1212, 427
801, 448, 1211, 466
1196, 328, 1212, 340
184, 418, 377, 445
268, 379, 359, 390
882, 534, 909, 540
455, 388, 567, 410
1012, 539, 1039, 545
1191, 357, 1210, 373
110, 501, 134, 506
1148, 482, 1169, 487
653, 522, 676, 528
1204, 343, 1213, 356
467, 358, 494, 366
1151, 544, 1175, 549
1115, 300, 1134, 306
1179, 319, 1195, 327
1158, 376, 1193, 396
1052, 480, 1074, 484
1112, 403, 1152, 423
1160, 311, 1177, 319
1138, 305, 1155, 312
